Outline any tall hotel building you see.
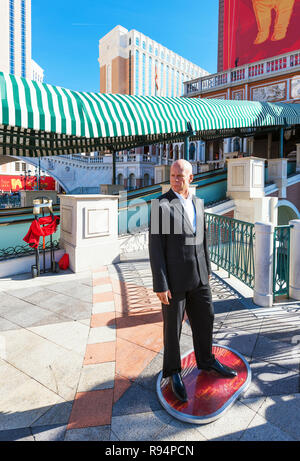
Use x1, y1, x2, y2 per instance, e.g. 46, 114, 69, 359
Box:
0, 0, 46, 192
99, 25, 209, 97
0, 0, 43, 81
98, 26, 209, 189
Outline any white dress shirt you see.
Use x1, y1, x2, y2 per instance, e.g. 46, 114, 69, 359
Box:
173, 190, 196, 233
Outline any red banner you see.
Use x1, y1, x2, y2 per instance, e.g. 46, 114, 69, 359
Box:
0, 175, 56, 192
223, 0, 300, 70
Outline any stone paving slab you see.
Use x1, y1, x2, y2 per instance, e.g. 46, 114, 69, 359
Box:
28, 320, 90, 355
111, 410, 173, 441
0, 358, 65, 431
77, 362, 115, 392
239, 413, 295, 441
0, 253, 300, 441
241, 359, 300, 399
64, 425, 111, 441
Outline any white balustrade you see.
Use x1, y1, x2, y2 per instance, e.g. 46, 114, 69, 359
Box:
183, 50, 300, 96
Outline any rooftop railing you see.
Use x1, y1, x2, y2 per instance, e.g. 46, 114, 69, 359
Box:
183, 50, 300, 96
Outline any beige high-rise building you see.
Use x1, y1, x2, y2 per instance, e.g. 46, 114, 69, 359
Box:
99, 25, 209, 96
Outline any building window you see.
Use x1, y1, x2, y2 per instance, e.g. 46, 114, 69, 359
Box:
160, 62, 164, 95
161, 51, 164, 60
176, 71, 179, 97
9, 0, 15, 75
148, 56, 152, 95
128, 50, 132, 95
149, 45, 153, 54
142, 53, 146, 95
135, 37, 140, 46
155, 48, 158, 57
142, 41, 146, 50
106, 64, 111, 93
166, 66, 169, 97
21, 0, 26, 77
171, 69, 174, 97
135, 50, 139, 95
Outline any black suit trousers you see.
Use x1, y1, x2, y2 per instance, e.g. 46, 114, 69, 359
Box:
161, 282, 215, 378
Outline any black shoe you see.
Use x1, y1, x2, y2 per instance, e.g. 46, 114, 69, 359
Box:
170, 373, 188, 402
202, 358, 237, 378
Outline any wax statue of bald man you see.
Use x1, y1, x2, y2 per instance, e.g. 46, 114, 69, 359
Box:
149, 160, 237, 402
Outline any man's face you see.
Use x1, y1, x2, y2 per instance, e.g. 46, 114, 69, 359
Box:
170, 164, 193, 195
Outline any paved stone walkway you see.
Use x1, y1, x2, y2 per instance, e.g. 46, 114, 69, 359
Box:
0, 250, 300, 441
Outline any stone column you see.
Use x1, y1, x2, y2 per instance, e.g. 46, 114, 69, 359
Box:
154, 165, 170, 184
289, 219, 300, 300
253, 222, 274, 307
59, 194, 120, 273
248, 137, 254, 156
227, 156, 265, 200
268, 158, 287, 198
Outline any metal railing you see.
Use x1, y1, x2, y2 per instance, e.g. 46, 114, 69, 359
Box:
0, 239, 60, 261
206, 213, 255, 289
58, 153, 107, 164
273, 225, 290, 299
184, 50, 300, 96
0, 194, 21, 208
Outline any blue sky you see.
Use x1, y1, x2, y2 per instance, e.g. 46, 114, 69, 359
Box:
32, 0, 219, 93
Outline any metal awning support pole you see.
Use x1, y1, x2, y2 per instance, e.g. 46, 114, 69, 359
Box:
184, 135, 189, 161
184, 121, 194, 161
280, 128, 284, 159
112, 151, 116, 185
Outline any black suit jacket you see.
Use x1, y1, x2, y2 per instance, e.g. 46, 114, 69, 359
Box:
149, 188, 211, 295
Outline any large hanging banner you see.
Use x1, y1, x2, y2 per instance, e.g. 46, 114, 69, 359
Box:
222, 0, 300, 70
0, 175, 56, 192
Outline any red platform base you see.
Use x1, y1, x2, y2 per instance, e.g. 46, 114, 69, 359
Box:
157, 344, 251, 424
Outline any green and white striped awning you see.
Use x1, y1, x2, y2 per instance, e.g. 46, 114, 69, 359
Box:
1, 71, 300, 157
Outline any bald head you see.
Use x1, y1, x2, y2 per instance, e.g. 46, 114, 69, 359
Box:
171, 159, 193, 176
170, 159, 193, 198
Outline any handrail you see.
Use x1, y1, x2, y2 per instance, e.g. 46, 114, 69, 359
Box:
205, 213, 255, 289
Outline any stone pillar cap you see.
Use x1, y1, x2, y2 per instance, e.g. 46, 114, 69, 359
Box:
254, 221, 274, 232
289, 219, 300, 229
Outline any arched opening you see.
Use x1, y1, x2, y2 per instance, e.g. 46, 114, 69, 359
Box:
144, 173, 150, 186
128, 173, 136, 190
117, 173, 124, 186
189, 143, 196, 161
174, 145, 179, 160
180, 144, 184, 159
232, 137, 241, 152
277, 201, 300, 225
